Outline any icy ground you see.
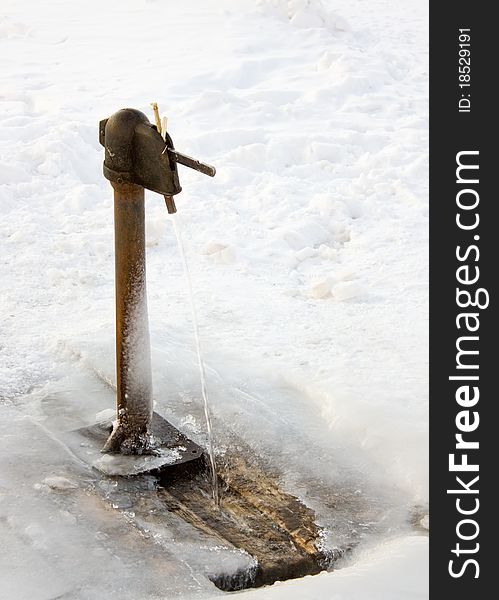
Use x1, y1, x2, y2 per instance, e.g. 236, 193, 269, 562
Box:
1, 0, 428, 598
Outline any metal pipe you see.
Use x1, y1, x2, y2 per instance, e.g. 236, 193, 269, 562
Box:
98, 107, 215, 456
102, 181, 153, 454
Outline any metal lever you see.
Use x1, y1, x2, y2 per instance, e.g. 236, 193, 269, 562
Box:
166, 148, 216, 178
162, 148, 216, 214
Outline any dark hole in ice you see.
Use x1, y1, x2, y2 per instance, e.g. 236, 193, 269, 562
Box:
208, 556, 323, 592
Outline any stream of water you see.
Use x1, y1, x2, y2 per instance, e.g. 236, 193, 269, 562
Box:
171, 213, 220, 506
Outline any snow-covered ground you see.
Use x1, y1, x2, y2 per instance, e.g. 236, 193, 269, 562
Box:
1, 0, 428, 598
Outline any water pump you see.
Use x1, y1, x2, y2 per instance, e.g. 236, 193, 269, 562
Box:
98, 107, 215, 465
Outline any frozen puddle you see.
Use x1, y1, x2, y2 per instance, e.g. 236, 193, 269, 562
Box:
2, 363, 423, 595
62, 381, 332, 588
0, 404, 217, 600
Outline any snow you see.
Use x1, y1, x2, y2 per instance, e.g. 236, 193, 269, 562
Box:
231, 535, 428, 600
0, 0, 428, 598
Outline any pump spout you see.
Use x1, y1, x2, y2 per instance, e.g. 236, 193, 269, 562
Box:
167, 148, 216, 178
164, 195, 177, 214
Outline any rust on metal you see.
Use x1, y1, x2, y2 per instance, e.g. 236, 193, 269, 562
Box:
164, 195, 177, 214
100, 108, 181, 196
77, 411, 204, 475
102, 181, 153, 454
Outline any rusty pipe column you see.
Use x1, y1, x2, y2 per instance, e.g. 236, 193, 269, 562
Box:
102, 181, 153, 454
99, 108, 215, 456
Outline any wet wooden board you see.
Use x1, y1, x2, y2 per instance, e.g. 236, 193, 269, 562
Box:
157, 452, 327, 590
69, 414, 329, 590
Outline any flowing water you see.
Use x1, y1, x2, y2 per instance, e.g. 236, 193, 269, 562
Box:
171, 213, 220, 506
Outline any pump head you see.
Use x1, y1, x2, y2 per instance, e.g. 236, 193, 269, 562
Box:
99, 108, 215, 199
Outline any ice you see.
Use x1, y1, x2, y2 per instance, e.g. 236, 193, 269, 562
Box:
42, 475, 79, 490
1, 0, 428, 597
95, 408, 115, 423
0, 405, 218, 599
92, 449, 182, 477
